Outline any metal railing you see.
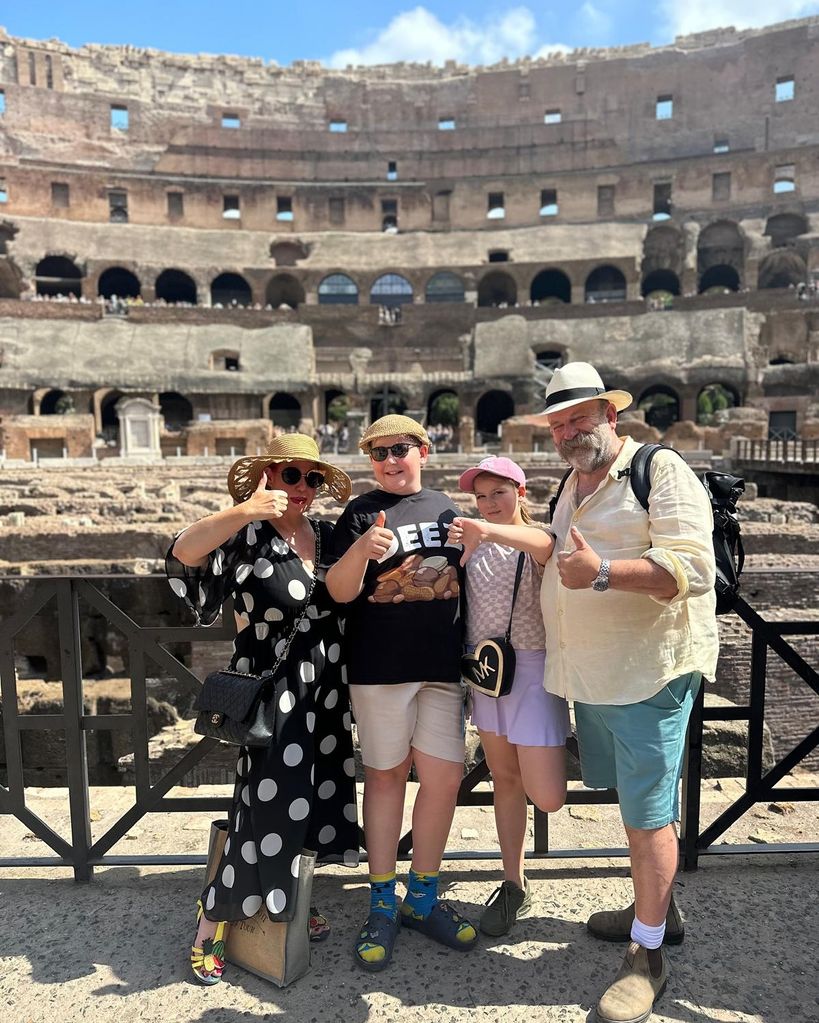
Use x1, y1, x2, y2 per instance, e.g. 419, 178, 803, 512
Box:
734, 438, 819, 472
1, 578, 816, 880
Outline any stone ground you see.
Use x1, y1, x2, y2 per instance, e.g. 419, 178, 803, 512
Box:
1, 780, 817, 1023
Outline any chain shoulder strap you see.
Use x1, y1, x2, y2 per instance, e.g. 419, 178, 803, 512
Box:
264, 520, 321, 677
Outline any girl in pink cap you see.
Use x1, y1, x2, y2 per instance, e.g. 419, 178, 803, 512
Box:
448, 457, 570, 938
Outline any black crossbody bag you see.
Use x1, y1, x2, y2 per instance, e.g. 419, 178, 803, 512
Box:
193, 523, 320, 747
460, 551, 525, 699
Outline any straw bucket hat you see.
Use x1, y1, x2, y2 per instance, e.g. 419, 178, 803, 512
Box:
540, 362, 633, 416
228, 433, 352, 504
358, 414, 430, 451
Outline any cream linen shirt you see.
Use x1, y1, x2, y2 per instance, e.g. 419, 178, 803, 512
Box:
541, 436, 719, 705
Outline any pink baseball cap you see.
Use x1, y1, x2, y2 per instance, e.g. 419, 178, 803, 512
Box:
458, 456, 526, 492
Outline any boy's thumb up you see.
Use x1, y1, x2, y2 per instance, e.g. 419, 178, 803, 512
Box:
374, 510, 387, 529
570, 527, 588, 550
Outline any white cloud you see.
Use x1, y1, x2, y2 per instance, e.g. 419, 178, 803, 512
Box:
327, 5, 568, 67
578, 2, 613, 38
661, 0, 819, 37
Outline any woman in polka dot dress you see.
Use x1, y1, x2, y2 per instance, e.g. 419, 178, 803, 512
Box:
167, 434, 360, 985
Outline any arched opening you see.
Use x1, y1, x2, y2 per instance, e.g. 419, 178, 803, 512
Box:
39, 389, 71, 415
324, 390, 349, 424
370, 273, 413, 308
764, 212, 808, 249
476, 390, 515, 438
35, 256, 83, 298
268, 392, 302, 430
370, 389, 407, 421
155, 269, 197, 305
318, 273, 359, 305
642, 225, 685, 279
757, 250, 807, 290
698, 265, 740, 294
530, 269, 571, 305
637, 386, 680, 431
99, 389, 125, 443
210, 273, 252, 307
269, 240, 309, 266
266, 274, 304, 309
641, 269, 680, 298
98, 267, 141, 300
585, 265, 627, 303
427, 390, 459, 450
159, 392, 193, 432
477, 271, 516, 308
769, 355, 795, 366
696, 383, 740, 424
697, 221, 743, 291
425, 272, 465, 304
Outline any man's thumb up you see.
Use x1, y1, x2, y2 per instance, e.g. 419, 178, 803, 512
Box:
570, 526, 588, 551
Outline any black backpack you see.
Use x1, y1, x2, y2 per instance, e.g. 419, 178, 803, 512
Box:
548, 443, 745, 614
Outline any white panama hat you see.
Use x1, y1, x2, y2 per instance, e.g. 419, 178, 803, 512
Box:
540, 361, 633, 416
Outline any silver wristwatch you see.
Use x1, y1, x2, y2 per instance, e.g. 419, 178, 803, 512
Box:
591, 558, 611, 592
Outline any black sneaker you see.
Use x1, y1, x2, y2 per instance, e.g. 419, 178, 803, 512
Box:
479, 878, 532, 936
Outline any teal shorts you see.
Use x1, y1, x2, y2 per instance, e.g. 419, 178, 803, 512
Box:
573, 671, 702, 830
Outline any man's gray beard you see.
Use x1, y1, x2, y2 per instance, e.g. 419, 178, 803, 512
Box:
557, 422, 618, 473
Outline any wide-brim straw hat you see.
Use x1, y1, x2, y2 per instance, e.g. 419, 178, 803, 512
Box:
228, 433, 352, 504
358, 414, 430, 451
540, 361, 633, 416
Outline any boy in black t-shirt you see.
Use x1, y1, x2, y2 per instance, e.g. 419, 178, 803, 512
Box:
327, 415, 476, 971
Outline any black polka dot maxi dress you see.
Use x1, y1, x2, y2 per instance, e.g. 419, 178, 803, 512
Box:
166, 517, 359, 923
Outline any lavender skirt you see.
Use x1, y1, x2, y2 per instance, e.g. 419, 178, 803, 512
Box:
470, 648, 570, 747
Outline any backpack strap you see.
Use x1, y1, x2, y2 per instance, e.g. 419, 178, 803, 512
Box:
627, 443, 686, 511
548, 468, 573, 522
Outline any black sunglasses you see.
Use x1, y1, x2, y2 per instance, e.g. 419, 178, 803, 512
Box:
279, 466, 326, 488
369, 442, 421, 462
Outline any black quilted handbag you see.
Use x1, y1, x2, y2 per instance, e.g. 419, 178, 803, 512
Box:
194, 668, 279, 747
193, 524, 320, 748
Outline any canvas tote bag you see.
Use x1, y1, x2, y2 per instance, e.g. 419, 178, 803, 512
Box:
205, 819, 314, 987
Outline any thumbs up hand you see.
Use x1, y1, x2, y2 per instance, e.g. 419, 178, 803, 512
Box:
357, 509, 396, 561
245, 468, 289, 520
556, 527, 603, 589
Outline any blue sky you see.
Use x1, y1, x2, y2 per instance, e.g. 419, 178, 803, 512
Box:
4, 1, 819, 66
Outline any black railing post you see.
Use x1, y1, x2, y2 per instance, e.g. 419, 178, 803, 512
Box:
680, 681, 704, 870
747, 630, 768, 786
533, 808, 549, 855
57, 579, 93, 882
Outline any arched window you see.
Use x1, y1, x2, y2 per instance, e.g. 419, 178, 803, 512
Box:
757, 250, 807, 290
641, 269, 680, 298
98, 267, 141, 299
266, 274, 305, 309
530, 269, 571, 305
39, 389, 70, 415
425, 272, 465, 304
764, 213, 808, 249
210, 273, 252, 307
427, 390, 459, 429
476, 390, 515, 437
698, 265, 740, 294
637, 386, 680, 431
370, 389, 406, 420
35, 256, 83, 298
318, 273, 359, 305
477, 271, 516, 308
99, 389, 125, 443
585, 265, 626, 303
268, 393, 302, 429
159, 392, 193, 431
324, 390, 349, 424
370, 273, 413, 307
155, 269, 197, 305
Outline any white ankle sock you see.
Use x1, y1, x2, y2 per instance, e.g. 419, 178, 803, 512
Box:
630, 915, 665, 949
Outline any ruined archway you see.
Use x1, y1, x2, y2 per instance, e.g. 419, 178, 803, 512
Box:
155, 269, 197, 305
698, 265, 740, 294
697, 220, 744, 290
641, 269, 681, 298
266, 274, 304, 309
98, 267, 141, 299
637, 386, 680, 431
530, 269, 571, 305
35, 255, 83, 298
268, 392, 302, 429
477, 271, 516, 308
159, 392, 193, 431
369, 388, 407, 420
585, 265, 626, 303
764, 212, 808, 249
425, 272, 465, 303
696, 383, 740, 424
210, 272, 252, 307
476, 390, 515, 437
757, 249, 807, 290
39, 388, 70, 415
641, 224, 685, 279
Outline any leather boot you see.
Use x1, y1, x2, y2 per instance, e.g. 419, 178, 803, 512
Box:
587, 894, 684, 945
596, 942, 667, 1023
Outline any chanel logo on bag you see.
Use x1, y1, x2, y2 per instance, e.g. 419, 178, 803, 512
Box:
211, 713, 224, 725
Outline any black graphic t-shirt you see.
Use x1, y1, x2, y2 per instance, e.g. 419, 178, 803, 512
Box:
329, 488, 463, 685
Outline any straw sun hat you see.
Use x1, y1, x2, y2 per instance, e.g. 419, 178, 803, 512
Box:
228, 433, 352, 504
358, 414, 430, 451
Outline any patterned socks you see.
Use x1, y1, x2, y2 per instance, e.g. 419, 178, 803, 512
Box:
401, 868, 439, 920
369, 871, 398, 918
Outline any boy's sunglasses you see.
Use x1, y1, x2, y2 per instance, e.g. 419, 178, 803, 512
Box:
369, 442, 421, 462
278, 466, 326, 488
